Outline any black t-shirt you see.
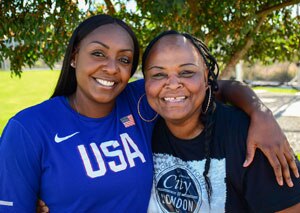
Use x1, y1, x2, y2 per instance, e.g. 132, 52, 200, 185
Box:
147, 103, 300, 213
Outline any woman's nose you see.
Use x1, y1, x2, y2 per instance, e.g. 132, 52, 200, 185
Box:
165, 75, 183, 89
103, 59, 118, 74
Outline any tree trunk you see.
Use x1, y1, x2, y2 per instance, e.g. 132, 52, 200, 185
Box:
221, 38, 254, 79
104, 0, 116, 14
219, 0, 300, 78
220, 16, 266, 78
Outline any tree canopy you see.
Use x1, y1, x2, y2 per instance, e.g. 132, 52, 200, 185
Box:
1, 0, 299, 78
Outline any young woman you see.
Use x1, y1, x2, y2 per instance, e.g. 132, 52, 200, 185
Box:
0, 15, 298, 212
0, 14, 154, 212
143, 30, 300, 212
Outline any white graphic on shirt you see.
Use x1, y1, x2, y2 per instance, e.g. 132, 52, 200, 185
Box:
54, 132, 79, 143
148, 154, 226, 213
78, 133, 146, 178
0, 200, 13, 206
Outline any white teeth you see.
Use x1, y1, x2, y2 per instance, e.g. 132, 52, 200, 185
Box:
96, 78, 115, 87
164, 96, 185, 102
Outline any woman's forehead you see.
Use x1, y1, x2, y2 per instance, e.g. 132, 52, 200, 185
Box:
151, 35, 196, 54
80, 23, 134, 48
147, 35, 200, 60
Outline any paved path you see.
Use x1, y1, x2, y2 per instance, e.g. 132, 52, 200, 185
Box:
257, 91, 300, 154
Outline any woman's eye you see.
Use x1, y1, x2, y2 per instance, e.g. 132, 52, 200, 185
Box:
152, 73, 167, 79
119, 57, 131, 64
180, 70, 194, 77
91, 51, 105, 57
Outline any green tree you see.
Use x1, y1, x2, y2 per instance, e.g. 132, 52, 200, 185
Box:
1, 0, 299, 78
0, 0, 83, 76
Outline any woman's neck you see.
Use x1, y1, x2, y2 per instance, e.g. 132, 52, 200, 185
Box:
69, 93, 115, 118
165, 116, 204, 140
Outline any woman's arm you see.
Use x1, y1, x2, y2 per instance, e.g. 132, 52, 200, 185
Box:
216, 80, 299, 187
277, 202, 300, 213
0, 119, 41, 211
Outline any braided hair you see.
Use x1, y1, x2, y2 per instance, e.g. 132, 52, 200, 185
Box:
142, 30, 219, 207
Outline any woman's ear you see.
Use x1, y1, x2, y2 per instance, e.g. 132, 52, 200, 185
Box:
70, 60, 76, 68
70, 48, 79, 68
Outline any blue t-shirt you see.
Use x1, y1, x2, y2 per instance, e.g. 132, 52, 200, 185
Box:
148, 102, 300, 213
0, 80, 157, 212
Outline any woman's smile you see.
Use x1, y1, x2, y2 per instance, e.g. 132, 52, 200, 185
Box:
94, 77, 116, 87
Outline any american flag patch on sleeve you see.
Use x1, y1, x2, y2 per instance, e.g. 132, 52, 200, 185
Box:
120, 114, 135, 128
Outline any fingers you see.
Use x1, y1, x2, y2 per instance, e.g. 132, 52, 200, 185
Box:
284, 144, 299, 179
38, 200, 46, 206
261, 149, 284, 186
280, 141, 300, 187
40, 206, 49, 213
288, 156, 300, 179
262, 143, 299, 188
243, 143, 256, 167
36, 200, 49, 213
276, 152, 293, 187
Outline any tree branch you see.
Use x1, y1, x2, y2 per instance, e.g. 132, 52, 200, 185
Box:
205, 0, 300, 43
186, 0, 202, 36
104, 0, 116, 15
256, 0, 300, 17
221, 15, 267, 78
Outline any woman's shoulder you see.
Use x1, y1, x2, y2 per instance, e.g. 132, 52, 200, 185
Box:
13, 96, 65, 122
125, 78, 145, 93
215, 101, 249, 124
119, 78, 145, 100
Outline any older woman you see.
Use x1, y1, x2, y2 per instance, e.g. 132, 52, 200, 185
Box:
143, 30, 300, 212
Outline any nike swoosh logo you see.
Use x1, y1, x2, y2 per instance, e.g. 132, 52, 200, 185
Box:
54, 132, 79, 143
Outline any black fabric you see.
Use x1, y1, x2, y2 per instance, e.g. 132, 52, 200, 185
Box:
150, 102, 300, 212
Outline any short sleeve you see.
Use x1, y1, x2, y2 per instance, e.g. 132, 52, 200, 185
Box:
0, 119, 41, 212
244, 150, 300, 212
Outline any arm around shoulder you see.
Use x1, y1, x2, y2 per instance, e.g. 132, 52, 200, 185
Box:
216, 79, 299, 187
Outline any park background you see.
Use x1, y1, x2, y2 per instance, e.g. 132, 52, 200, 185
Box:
0, 0, 300, 156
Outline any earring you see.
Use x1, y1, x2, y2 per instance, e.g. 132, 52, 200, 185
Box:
137, 93, 158, 122
70, 61, 76, 68
202, 86, 211, 114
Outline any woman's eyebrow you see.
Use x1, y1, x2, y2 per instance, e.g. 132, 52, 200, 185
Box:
179, 63, 198, 67
89, 41, 109, 49
88, 41, 133, 53
146, 65, 164, 71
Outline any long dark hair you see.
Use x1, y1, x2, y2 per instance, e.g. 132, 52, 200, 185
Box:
142, 30, 219, 207
51, 14, 140, 98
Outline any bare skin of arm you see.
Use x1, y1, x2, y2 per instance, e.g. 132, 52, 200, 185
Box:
216, 80, 299, 187
276, 202, 300, 213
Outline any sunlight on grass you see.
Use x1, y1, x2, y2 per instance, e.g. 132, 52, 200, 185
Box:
252, 86, 298, 94
0, 70, 139, 135
0, 70, 60, 134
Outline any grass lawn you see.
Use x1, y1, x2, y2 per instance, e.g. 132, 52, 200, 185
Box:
252, 86, 299, 94
0, 70, 138, 135
0, 70, 60, 134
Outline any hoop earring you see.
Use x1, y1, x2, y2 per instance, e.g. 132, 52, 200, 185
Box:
137, 93, 158, 122
202, 86, 211, 114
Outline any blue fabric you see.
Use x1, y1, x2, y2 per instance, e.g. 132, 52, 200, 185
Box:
0, 79, 156, 212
